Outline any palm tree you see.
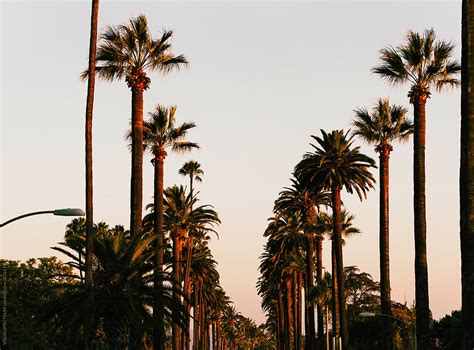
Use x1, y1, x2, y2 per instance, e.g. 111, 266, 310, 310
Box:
178, 160, 204, 349
83, 1, 99, 347
352, 97, 413, 349
461, 2, 474, 348
308, 272, 332, 350
295, 130, 375, 349
372, 29, 460, 349
316, 209, 360, 345
49, 226, 186, 348
82, 14, 188, 241
179, 160, 204, 199
139, 104, 198, 350
274, 176, 330, 349
144, 185, 220, 350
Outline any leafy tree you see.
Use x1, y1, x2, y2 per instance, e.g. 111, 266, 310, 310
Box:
0, 257, 75, 349
431, 310, 462, 350
295, 129, 375, 349
352, 97, 413, 349
373, 29, 460, 348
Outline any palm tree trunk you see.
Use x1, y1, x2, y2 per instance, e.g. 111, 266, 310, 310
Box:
298, 272, 303, 350
172, 234, 182, 350
412, 96, 430, 349
84, 1, 99, 348
379, 150, 393, 350
284, 281, 291, 350
461, 1, 474, 348
305, 232, 316, 350
130, 87, 144, 236
325, 306, 329, 350
316, 236, 324, 346
331, 242, 339, 339
293, 272, 300, 350
154, 156, 165, 350
278, 287, 286, 350
193, 282, 200, 350
331, 186, 348, 349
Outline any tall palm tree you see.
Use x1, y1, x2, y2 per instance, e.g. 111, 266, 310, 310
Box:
372, 29, 460, 349
83, 1, 99, 347
139, 105, 198, 350
178, 160, 204, 350
274, 176, 330, 349
82, 14, 188, 240
295, 130, 375, 349
461, 1, 474, 348
352, 97, 413, 349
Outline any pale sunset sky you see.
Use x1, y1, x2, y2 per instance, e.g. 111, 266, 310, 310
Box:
1, 0, 461, 324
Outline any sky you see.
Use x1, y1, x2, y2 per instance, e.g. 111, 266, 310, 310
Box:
1, 1, 462, 324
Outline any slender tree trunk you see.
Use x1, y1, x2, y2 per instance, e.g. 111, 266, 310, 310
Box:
412, 96, 430, 349
284, 281, 291, 350
200, 297, 206, 349
193, 282, 200, 350
305, 232, 316, 350
84, 1, 99, 348
331, 186, 348, 349
154, 156, 165, 350
130, 88, 144, 236
172, 234, 183, 350
316, 236, 324, 347
331, 242, 339, 339
293, 272, 300, 350
461, 1, 474, 348
278, 287, 286, 350
325, 306, 329, 350
298, 273, 303, 350
379, 149, 393, 350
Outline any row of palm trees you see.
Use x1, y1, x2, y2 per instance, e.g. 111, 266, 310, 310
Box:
78, 11, 271, 349
258, 28, 462, 350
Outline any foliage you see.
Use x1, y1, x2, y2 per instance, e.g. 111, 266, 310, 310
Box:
0, 257, 75, 349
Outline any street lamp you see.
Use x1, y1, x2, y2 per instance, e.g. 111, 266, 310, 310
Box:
0, 208, 85, 228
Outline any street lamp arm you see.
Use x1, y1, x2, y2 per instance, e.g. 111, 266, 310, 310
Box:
1, 208, 85, 228
0, 210, 55, 227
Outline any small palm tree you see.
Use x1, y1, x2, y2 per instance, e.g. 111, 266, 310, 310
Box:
138, 104, 197, 350
295, 129, 375, 349
179, 160, 204, 199
82, 14, 188, 242
372, 30, 460, 348
352, 97, 413, 349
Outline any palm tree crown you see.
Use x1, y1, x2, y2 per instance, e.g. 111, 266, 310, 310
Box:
295, 129, 376, 198
142, 105, 199, 160
352, 98, 413, 153
372, 28, 460, 101
179, 161, 204, 184
81, 14, 188, 90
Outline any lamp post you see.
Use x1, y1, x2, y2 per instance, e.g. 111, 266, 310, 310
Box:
0, 208, 85, 228
359, 312, 416, 349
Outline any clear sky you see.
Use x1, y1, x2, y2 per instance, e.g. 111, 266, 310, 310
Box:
1, 1, 462, 325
